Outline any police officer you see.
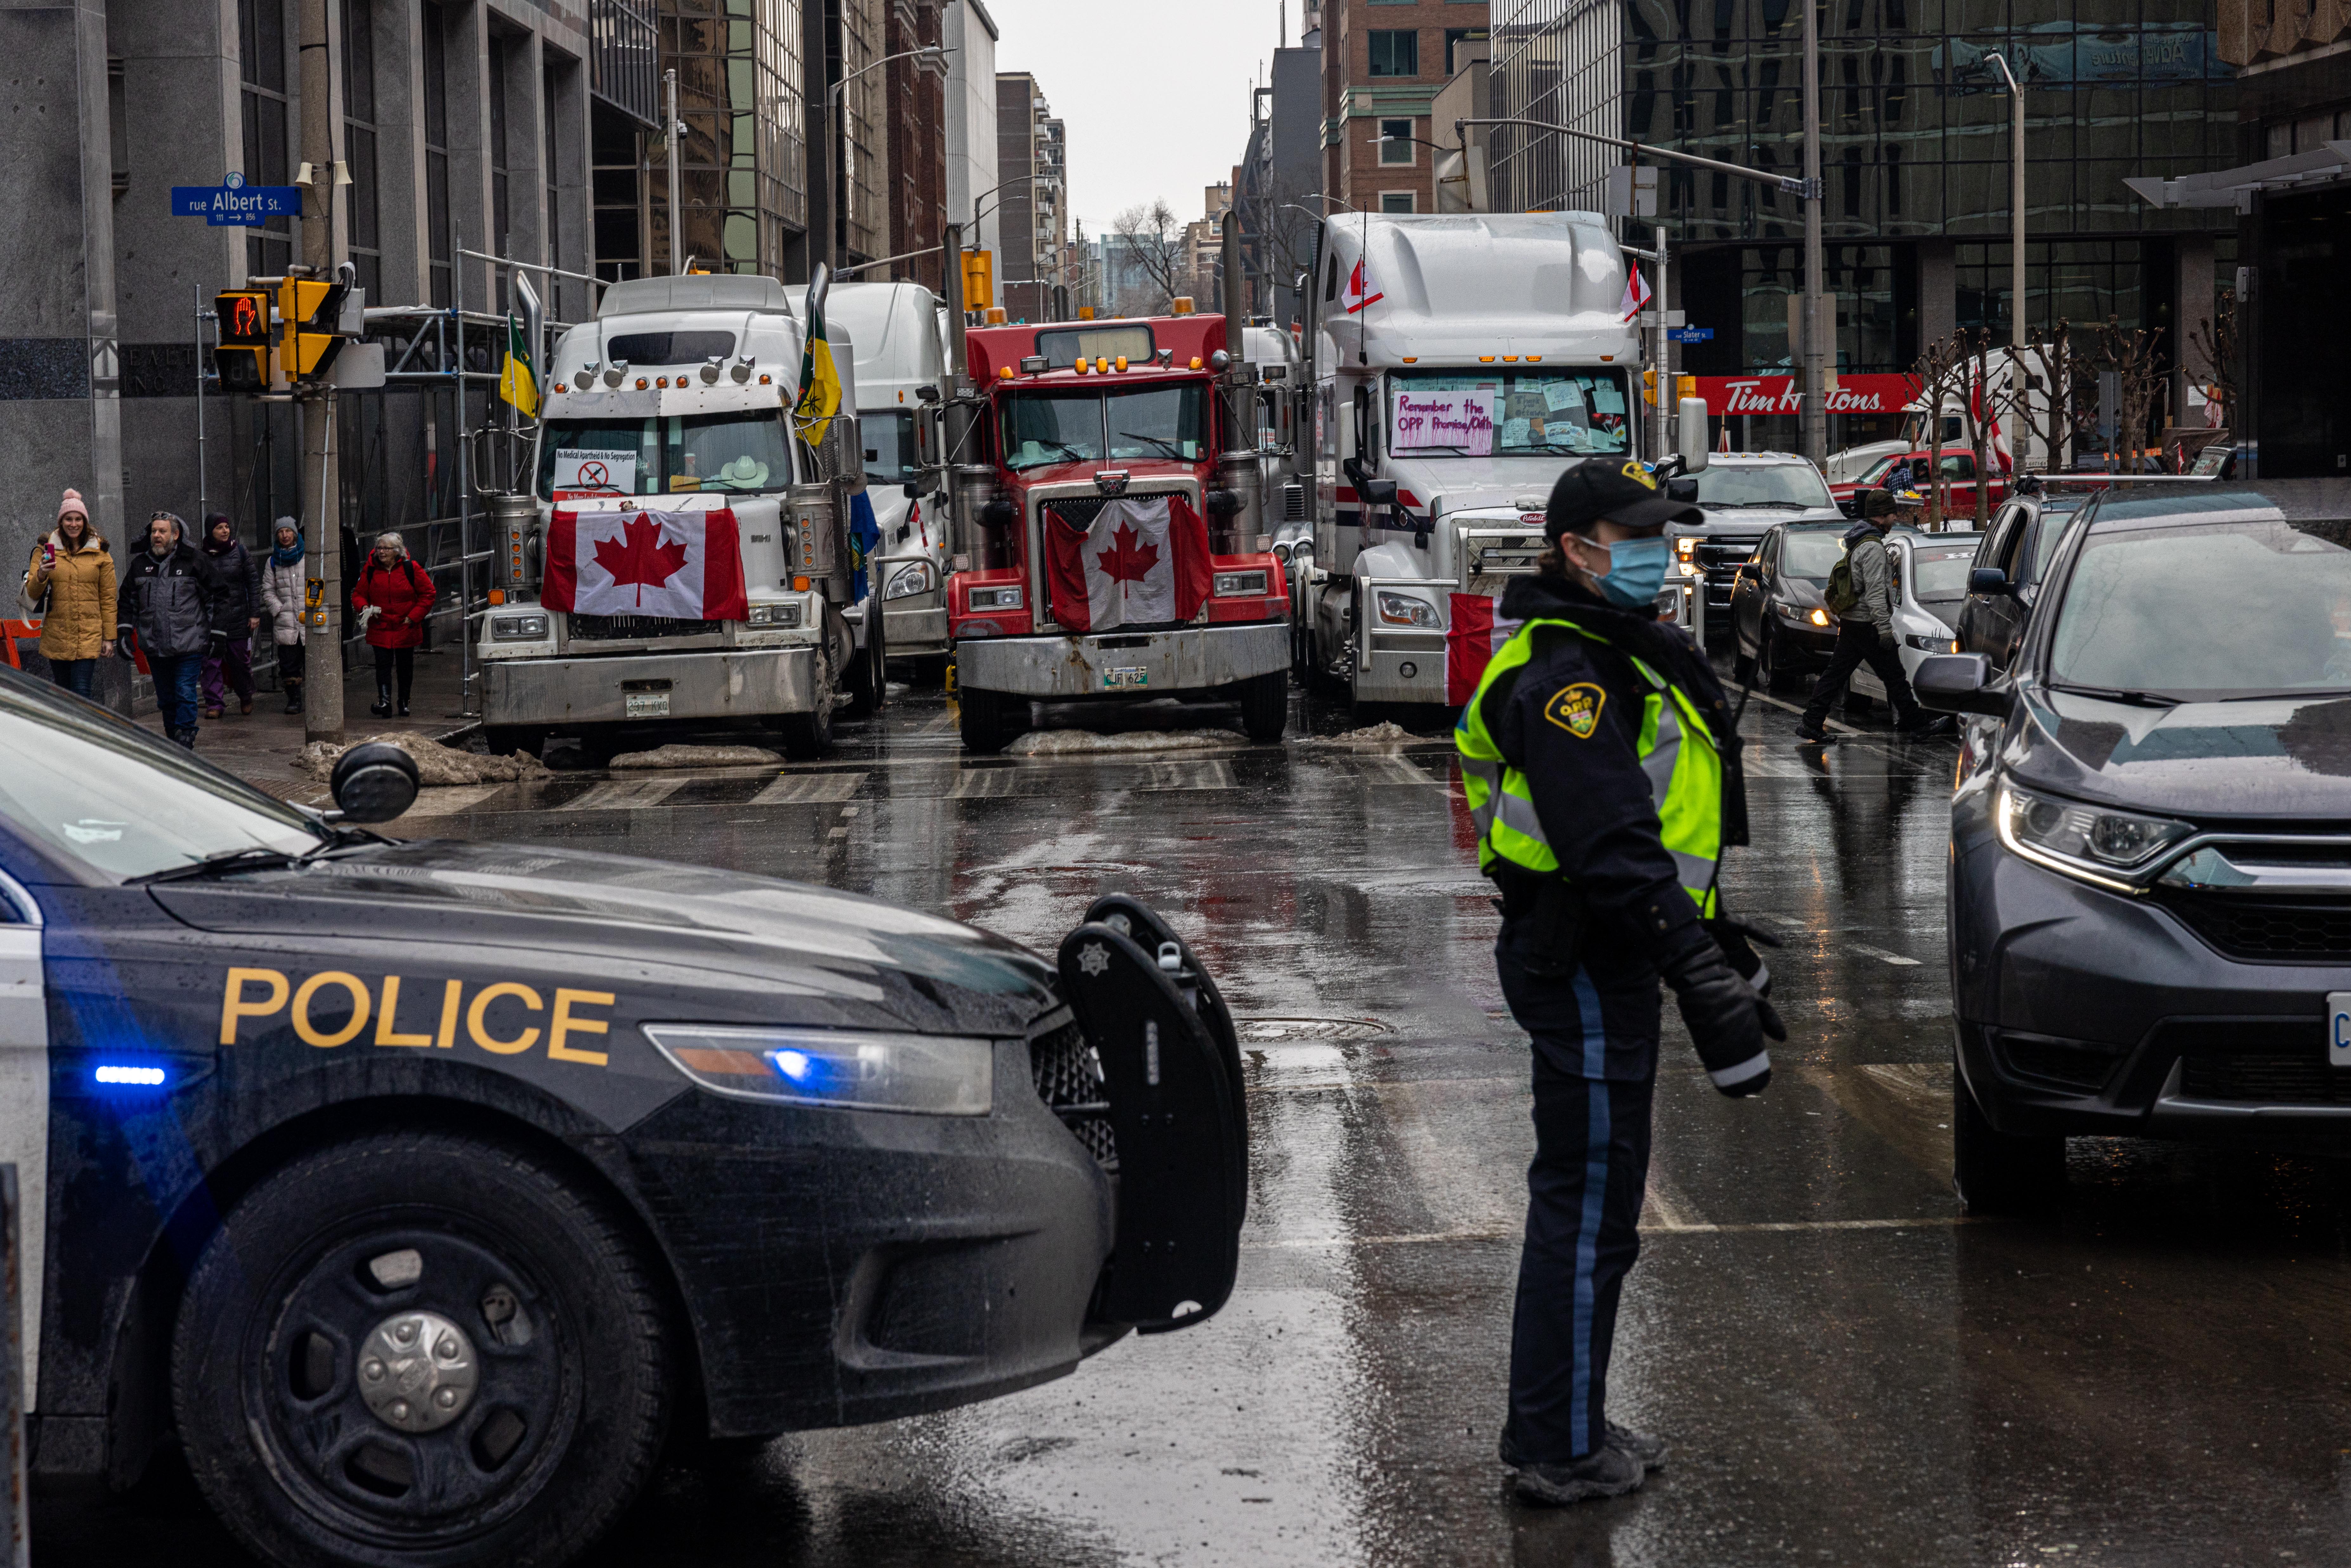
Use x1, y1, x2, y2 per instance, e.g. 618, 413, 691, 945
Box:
1458, 458, 1783, 1506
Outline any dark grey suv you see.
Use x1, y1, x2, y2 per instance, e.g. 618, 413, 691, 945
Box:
1918, 488, 2351, 1211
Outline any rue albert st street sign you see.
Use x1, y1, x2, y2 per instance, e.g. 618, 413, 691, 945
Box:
170, 172, 301, 227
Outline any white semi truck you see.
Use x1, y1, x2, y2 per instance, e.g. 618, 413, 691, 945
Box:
1297, 212, 1698, 710
809, 281, 954, 686
475, 272, 862, 761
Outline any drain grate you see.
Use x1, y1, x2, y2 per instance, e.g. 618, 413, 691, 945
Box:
1235, 1017, 1391, 1044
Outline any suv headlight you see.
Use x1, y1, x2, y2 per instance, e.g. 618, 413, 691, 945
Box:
746, 602, 803, 628
883, 560, 936, 600
1215, 569, 1269, 596
1376, 590, 1441, 628
490, 614, 549, 641
1996, 781, 2195, 891
643, 1024, 993, 1115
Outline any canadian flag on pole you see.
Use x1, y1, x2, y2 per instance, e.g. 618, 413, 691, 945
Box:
1342, 256, 1384, 315
1045, 494, 1214, 632
1619, 265, 1654, 323
1446, 593, 1525, 705
545, 508, 751, 621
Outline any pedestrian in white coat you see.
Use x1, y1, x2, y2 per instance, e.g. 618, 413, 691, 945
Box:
259, 517, 309, 713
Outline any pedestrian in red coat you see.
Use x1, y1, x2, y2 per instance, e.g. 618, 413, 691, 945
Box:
349, 530, 437, 716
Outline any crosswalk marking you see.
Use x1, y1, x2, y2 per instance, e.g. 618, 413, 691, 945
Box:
1849, 942, 1922, 967
1355, 754, 1444, 787
1245, 1214, 1979, 1249
952, 769, 1030, 799
395, 784, 504, 819
567, 777, 690, 810
1140, 760, 1236, 792
749, 771, 867, 806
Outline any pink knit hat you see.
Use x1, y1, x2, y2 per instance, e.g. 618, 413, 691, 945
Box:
56, 489, 86, 523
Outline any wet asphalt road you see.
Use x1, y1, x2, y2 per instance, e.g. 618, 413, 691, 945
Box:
43, 664, 2351, 1566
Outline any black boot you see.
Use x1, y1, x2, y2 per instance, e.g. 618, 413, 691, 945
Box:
370, 685, 393, 719
397, 697, 411, 717
283, 679, 303, 714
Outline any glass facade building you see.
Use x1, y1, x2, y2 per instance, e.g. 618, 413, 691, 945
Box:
1488, 0, 2237, 410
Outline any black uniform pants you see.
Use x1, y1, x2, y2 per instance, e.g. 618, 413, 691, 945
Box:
1798, 619, 1922, 731
1496, 938, 1658, 1465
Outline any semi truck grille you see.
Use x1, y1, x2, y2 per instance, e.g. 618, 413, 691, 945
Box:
570, 614, 720, 641
2160, 895, 2351, 962
1282, 480, 1306, 521
1029, 1012, 1118, 1171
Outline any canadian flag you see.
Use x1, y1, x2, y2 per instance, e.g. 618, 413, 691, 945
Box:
1342, 256, 1384, 315
1045, 494, 1213, 633
1620, 265, 1654, 323
545, 507, 751, 621
1446, 593, 1524, 705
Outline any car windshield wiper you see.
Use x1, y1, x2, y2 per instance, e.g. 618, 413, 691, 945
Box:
1116, 431, 1187, 460
129, 845, 308, 885
2051, 684, 2181, 708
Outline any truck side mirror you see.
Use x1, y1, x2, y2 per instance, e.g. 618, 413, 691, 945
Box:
1676, 396, 1711, 473
1359, 478, 1399, 505
902, 481, 920, 498
1664, 477, 1697, 502
1913, 652, 2007, 717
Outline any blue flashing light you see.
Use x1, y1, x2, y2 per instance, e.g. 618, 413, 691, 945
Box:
94, 1064, 168, 1088
768, 1049, 814, 1084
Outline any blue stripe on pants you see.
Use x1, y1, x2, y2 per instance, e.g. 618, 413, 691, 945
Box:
1567, 968, 1611, 1450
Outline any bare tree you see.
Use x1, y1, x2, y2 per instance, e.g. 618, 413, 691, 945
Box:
1961, 329, 2022, 529
1111, 200, 1185, 314
2186, 286, 2239, 434
2019, 320, 2075, 476
1910, 335, 1970, 530
2083, 315, 2168, 472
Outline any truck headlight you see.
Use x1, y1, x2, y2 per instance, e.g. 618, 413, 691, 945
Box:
643, 1024, 993, 1115
884, 561, 936, 600
967, 584, 1023, 611
1376, 590, 1441, 627
1215, 569, 1269, 596
490, 614, 549, 641
1996, 781, 2194, 891
746, 602, 803, 628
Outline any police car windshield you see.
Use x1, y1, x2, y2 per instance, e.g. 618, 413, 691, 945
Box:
1692, 463, 1833, 509
2051, 517, 2351, 700
0, 681, 322, 882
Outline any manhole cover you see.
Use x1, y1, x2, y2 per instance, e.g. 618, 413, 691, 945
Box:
1235, 1017, 1390, 1044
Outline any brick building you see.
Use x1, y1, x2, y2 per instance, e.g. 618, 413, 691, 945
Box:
1322, 0, 1490, 215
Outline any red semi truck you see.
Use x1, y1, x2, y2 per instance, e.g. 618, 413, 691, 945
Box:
943, 309, 1293, 753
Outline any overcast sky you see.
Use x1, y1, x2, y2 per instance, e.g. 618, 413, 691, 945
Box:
986, 0, 1295, 239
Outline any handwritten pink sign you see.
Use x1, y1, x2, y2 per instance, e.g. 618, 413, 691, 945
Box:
1394, 389, 1495, 456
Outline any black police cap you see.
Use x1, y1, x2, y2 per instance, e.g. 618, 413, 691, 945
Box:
1544, 457, 1704, 541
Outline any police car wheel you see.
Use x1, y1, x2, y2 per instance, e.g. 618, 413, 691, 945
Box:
172, 1132, 671, 1568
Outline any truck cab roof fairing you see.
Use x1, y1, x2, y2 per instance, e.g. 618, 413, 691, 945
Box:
1318, 211, 1637, 366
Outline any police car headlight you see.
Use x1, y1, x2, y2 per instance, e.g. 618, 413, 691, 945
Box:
1376, 591, 1441, 628
884, 561, 935, 600
642, 1024, 993, 1115
746, 602, 803, 628
1995, 781, 2195, 891
491, 614, 549, 641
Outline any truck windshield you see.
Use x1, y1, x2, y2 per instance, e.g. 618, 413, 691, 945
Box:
1000, 386, 1208, 470
2050, 517, 2351, 700
864, 410, 918, 485
1694, 464, 1833, 509
537, 411, 796, 498
1387, 368, 1631, 458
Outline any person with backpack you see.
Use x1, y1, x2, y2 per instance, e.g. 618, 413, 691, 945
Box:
19, 488, 116, 699
1795, 490, 1954, 744
349, 530, 436, 717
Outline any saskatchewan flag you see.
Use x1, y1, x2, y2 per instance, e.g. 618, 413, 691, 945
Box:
499, 313, 537, 419
792, 264, 841, 447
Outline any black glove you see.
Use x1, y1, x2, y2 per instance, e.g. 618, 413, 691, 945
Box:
1705, 916, 1782, 997
209, 631, 229, 655
115, 631, 137, 661
1661, 938, 1782, 1097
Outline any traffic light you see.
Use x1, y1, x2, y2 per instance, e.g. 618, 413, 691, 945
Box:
214, 290, 271, 393
277, 276, 350, 382
961, 249, 994, 316
1643, 367, 1658, 407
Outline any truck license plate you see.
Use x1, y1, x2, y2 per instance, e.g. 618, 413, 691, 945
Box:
625, 692, 671, 719
1103, 667, 1149, 690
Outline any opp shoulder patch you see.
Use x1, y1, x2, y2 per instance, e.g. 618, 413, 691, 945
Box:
1543, 682, 1607, 739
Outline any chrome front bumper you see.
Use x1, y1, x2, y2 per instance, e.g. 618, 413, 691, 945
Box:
955, 622, 1289, 699
882, 603, 948, 655
483, 647, 817, 726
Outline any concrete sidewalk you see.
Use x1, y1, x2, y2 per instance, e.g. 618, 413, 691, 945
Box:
135, 648, 478, 801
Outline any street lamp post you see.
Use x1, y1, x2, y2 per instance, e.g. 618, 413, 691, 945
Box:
1800, 0, 1826, 463
825, 45, 951, 273
1985, 52, 2025, 350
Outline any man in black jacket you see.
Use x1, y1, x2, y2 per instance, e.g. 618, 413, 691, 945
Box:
1794, 491, 1953, 745
118, 512, 223, 747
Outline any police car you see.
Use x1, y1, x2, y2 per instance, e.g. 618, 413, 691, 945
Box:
0, 665, 1244, 1566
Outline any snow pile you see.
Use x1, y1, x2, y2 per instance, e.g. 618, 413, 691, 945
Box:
1311, 720, 1416, 747
610, 743, 782, 771
296, 733, 550, 786
1007, 728, 1235, 756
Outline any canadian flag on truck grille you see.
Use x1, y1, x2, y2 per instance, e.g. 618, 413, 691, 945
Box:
1446, 593, 1524, 705
545, 508, 750, 622
1043, 493, 1213, 632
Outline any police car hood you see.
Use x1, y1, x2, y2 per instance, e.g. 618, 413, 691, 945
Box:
150, 840, 1059, 1036
2010, 686, 2351, 822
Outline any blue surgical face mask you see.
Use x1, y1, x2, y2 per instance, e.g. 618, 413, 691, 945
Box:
1593, 536, 1670, 608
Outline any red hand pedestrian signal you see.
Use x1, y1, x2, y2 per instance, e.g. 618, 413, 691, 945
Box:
213, 289, 273, 393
